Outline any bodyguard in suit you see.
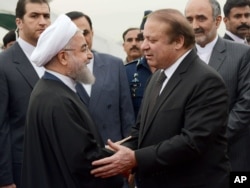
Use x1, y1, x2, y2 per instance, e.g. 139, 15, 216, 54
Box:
66, 11, 135, 143
0, 0, 51, 187
185, 0, 250, 171
223, 0, 250, 44
91, 9, 230, 188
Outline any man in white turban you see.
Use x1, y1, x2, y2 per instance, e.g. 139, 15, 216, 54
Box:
21, 14, 124, 188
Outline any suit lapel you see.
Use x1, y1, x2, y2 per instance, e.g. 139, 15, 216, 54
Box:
14, 43, 39, 88
223, 34, 234, 41
139, 50, 197, 144
88, 52, 106, 112
75, 82, 90, 105
140, 71, 182, 141
209, 37, 226, 71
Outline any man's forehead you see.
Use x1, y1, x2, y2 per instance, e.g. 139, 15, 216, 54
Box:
25, 3, 50, 14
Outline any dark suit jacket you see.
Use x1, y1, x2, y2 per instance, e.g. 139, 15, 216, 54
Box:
21, 77, 123, 188
125, 50, 230, 188
223, 33, 234, 41
209, 37, 250, 171
0, 43, 39, 186
87, 51, 135, 142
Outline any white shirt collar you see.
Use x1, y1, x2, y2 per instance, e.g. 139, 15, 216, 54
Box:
195, 36, 218, 64
159, 49, 192, 94
164, 49, 192, 79
225, 30, 246, 44
17, 37, 45, 77
17, 37, 35, 58
45, 70, 77, 92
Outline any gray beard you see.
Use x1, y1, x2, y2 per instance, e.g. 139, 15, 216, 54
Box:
75, 65, 95, 85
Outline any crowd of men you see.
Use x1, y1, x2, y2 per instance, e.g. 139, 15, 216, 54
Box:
0, 0, 249, 188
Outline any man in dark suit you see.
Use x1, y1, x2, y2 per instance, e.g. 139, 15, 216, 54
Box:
91, 9, 230, 188
21, 14, 123, 188
185, 0, 250, 172
66, 11, 135, 143
223, 0, 250, 44
0, 0, 51, 187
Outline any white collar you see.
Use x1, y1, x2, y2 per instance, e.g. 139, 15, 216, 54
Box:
225, 30, 246, 44
17, 37, 35, 58
45, 70, 77, 92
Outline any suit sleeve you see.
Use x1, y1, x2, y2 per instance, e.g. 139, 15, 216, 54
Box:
227, 49, 250, 141
0, 62, 13, 186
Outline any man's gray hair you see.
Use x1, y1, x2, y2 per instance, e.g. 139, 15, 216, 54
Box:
209, 0, 221, 20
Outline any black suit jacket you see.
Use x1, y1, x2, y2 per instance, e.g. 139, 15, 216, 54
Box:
0, 43, 39, 186
209, 37, 250, 171
125, 50, 230, 188
21, 77, 123, 188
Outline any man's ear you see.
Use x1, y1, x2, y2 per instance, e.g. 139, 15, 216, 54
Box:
215, 15, 222, 27
57, 51, 68, 66
174, 35, 185, 50
16, 18, 22, 30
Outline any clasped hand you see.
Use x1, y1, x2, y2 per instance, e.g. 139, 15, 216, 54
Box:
91, 139, 136, 178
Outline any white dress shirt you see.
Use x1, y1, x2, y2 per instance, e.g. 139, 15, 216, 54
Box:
17, 38, 45, 78
196, 36, 218, 64
45, 70, 77, 93
160, 49, 192, 94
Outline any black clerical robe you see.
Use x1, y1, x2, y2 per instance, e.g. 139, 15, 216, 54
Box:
21, 78, 123, 188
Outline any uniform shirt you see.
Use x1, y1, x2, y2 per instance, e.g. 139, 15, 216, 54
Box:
125, 57, 152, 119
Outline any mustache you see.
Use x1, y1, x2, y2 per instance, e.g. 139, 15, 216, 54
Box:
194, 28, 204, 34
130, 46, 140, 51
237, 24, 250, 30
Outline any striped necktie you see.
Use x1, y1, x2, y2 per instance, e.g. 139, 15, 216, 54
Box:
147, 71, 166, 115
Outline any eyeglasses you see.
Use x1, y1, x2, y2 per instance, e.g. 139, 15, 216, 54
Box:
63, 44, 90, 53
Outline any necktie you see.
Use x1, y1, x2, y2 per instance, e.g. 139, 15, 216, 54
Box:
75, 82, 90, 105
147, 71, 166, 115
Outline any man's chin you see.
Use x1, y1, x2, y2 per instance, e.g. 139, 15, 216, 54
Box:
237, 31, 249, 39
77, 76, 95, 85
195, 37, 207, 47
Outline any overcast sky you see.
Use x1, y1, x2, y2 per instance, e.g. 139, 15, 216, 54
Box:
50, 0, 227, 42
0, 0, 227, 57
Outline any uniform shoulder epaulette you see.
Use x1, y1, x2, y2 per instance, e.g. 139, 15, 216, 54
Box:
125, 58, 140, 67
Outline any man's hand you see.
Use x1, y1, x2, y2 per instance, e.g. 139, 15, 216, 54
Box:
105, 136, 132, 151
91, 139, 136, 178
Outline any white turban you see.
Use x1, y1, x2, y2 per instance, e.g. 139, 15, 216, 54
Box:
31, 14, 77, 67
